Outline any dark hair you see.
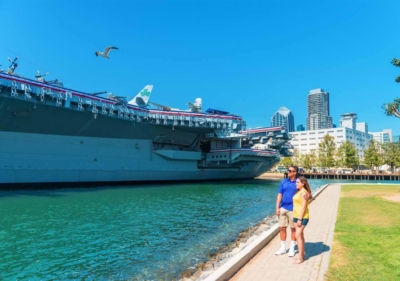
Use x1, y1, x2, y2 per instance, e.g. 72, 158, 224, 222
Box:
288, 165, 299, 177
297, 176, 312, 198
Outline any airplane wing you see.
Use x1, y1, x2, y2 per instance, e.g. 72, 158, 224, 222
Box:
90, 91, 107, 96
148, 101, 171, 111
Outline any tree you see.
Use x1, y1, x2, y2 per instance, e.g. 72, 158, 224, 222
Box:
296, 153, 306, 168
336, 141, 359, 168
303, 150, 317, 170
382, 58, 400, 118
317, 134, 336, 168
364, 139, 382, 170
291, 149, 302, 166
381, 142, 400, 171
383, 98, 400, 118
392, 58, 400, 82
280, 156, 293, 167
335, 148, 345, 168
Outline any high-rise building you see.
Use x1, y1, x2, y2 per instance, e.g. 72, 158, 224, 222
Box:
383, 129, 393, 142
289, 127, 372, 159
297, 124, 305, 131
340, 113, 357, 129
356, 122, 368, 133
307, 88, 332, 130
271, 106, 295, 132
369, 129, 392, 143
393, 135, 400, 143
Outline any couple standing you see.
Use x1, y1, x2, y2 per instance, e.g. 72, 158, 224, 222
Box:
275, 165, 312, 264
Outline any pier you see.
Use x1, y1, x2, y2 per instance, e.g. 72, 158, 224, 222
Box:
285, 172, 400, 181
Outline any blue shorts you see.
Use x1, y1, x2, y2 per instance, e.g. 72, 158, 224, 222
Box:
293, 217, 309, 226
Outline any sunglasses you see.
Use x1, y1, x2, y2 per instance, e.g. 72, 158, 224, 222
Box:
288, 170, 296, 173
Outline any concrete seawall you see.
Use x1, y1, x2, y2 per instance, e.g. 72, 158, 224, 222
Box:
201, 183, 331, 281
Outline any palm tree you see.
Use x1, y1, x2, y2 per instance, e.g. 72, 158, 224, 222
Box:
383, 58, 400, 118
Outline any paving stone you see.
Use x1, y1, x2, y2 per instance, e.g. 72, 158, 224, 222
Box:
229, 184, 341, 281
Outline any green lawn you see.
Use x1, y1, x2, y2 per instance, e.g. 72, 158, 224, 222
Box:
325, 184, 400, 281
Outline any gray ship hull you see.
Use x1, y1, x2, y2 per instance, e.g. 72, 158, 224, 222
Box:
0, 72, 286, 185
0, 131, 270, 184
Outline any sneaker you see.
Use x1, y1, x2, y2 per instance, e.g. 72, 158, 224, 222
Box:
275, 248, 286, 255
288, 249, 295, 257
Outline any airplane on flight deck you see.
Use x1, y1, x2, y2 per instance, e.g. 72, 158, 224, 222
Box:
105, 84, 202, 113
149, 98, 202, 113
128, 85, 153, 107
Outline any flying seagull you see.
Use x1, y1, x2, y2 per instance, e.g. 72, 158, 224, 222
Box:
95, 46, 118, 58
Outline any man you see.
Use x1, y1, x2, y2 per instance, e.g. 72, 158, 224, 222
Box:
275, 165, 298, 257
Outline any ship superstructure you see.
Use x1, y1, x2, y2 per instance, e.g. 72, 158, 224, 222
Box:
0, 58, 291, 185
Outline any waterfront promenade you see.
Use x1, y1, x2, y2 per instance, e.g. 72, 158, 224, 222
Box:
202, 183, 341, 281
229, 183, 340, 281
229, 184, 340, 281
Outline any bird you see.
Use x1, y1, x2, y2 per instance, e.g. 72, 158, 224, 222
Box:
95, 46, 118, 58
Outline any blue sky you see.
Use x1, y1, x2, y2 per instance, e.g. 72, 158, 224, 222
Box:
1, 0, 399, 135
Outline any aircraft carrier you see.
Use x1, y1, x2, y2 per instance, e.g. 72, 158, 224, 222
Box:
0, 57, 291, 185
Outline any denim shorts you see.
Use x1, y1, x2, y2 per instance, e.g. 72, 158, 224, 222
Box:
293, 217, 309, 226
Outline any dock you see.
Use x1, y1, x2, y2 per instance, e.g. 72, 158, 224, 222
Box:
285, 172, 400, 181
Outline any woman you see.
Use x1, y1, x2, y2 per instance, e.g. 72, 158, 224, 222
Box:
293, 176, 312, 264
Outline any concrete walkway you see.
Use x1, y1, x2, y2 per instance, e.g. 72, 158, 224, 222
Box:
229, 184, 341, 281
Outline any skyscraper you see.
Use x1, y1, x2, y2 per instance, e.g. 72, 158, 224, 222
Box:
271, 106, 295, 132
307, 88, 332, 130
296, 124, 305, 131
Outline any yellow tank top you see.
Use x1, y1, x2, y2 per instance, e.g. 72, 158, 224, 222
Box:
293, 189, 310, 219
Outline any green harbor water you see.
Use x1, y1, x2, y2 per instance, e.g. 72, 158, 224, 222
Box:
0, 179, 389, 281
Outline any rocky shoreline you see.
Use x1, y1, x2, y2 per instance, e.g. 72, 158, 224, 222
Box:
180, 214, 278, 280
